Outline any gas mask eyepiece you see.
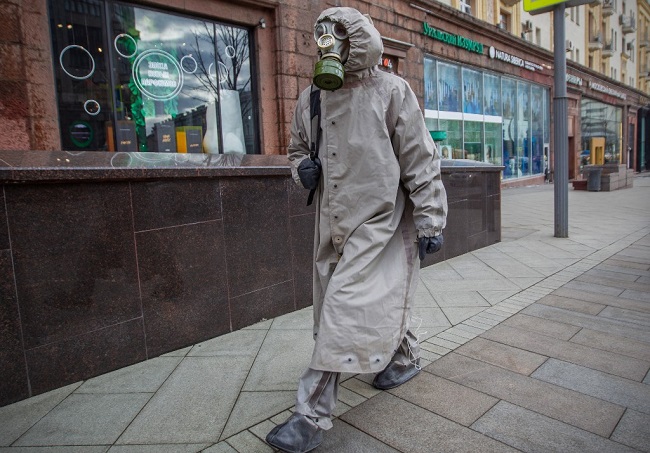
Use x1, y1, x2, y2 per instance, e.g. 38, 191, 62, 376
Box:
313, 20, 349, 91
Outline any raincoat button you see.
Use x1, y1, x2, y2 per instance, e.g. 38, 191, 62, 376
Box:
334, 184, 338, 188
332, 121, 336, 125
334, 236, 342, 244
332, 152, 336, 156
347, 358, 352, 362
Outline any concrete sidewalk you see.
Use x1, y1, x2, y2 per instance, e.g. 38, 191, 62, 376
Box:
1, 176, 649, 453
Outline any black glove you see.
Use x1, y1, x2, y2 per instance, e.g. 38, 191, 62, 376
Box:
418, 235, 443, 260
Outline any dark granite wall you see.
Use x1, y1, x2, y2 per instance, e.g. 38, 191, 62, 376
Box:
0, 155, 500, 407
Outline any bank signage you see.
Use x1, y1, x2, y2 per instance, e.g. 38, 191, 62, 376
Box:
422, 22, 484, 54
488, 46, 543, 72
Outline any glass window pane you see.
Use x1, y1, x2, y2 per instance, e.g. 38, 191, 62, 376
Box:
463, 121, 483, 160
438, 119, 462, 159
502, 78, 517, 178
484, 74, 501, 116
517, 81, 530, 177
531, 85, 544, 175
424, 57, 437, 111
49, 0, 112, 151
462, 68, 482, 114
438, 62, 461, 112
484, 123, 502, 165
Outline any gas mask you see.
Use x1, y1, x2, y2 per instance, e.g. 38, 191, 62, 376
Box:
313, 20, 349, 91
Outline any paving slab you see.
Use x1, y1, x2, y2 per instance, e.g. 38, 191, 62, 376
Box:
621, 288, 650, 303
532, 358, 650, 413
521, 303, 650, 344
116, 356, 250, 445
224, 430, 273, 452
552, 286, 650, 312
188, 329, 267, 358
432, 292, 491, 308
269, 307, 313, 330
242, 329, 314, 391
14, 393, 151, 446
388, 371, 498, 426
471, 400, 638, 453
569, 328, 650, 361
248, 419, 277, 441
314, 419, 400, 452
202, 441, 238, 453
536, 294, 605, 315
108, 445, 210, 452
577, 273, 650, 292
75, 357, 182, 394
0, 448, 109, 453
611, 409, 650, 453
0, 382, 81, 446
455, 337, 548, 375
477, 290, 520, 305
425, 353, 625, 437
340, 392, 518, 453
339, 377, 381, 399
598, 305, 650, 327
482, 324, 650, 381
583, 268, 642, 282
562, 280, 624, 297
439, 307, 486, 325
601, 258, 650, 272
501, 313, 581, 340
219, 390, 295, 439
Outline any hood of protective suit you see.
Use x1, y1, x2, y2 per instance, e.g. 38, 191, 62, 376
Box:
315, 7, 383, 75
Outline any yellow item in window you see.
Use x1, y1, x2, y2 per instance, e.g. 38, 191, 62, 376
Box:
176, 126, 203, 154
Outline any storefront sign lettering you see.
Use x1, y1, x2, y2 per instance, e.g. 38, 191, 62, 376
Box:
488, 46, 543, 72
567, 74, 583, 86
422, 22, 484, 54
588, 81, 626, 100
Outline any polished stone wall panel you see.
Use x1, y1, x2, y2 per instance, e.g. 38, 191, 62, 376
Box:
131, 179, 222, 232
0, 250, 29, 406
0, 188, 9, 250
136, 220, 230, 357
25, 318, 147, 395
221, 177, 291, 298
5, 183, 141, 349
230, 281, 295, 330
0, 153, 502, 405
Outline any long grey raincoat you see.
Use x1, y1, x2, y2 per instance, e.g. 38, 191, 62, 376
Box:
288, 7, 448, 374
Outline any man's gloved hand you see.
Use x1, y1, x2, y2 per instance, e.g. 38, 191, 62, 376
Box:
418, 235, 443, 260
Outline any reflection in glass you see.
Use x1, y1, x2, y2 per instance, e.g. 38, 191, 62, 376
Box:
531, 85, 544, 175
462, 68, 482, 114
517, 82, 530, 177
424, 57, 437, 111
581, 98, 622, 164
438, 120, 462, 159
483, 74, 500, 116
502, 78, 516, 178
438, 62, 461, 112
463, 121, 483, 160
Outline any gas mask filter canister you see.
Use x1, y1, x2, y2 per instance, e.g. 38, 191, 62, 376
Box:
313, 20, 349, 91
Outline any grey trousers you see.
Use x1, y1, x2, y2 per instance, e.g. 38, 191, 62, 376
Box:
294, 330, 420, 430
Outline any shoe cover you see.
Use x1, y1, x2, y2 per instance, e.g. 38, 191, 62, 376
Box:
372, 360, 420, 390
265, 413, 323, 453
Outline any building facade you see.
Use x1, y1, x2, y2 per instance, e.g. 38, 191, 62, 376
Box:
1, 0, 649, 183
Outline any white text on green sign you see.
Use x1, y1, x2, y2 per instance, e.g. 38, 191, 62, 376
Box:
422, 23, 483, 54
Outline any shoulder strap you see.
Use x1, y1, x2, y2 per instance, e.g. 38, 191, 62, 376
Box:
307, 86, 321, 206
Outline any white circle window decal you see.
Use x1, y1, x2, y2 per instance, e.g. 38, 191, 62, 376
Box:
180, 54, 198, 74
132, 49, 184, 101
59, 45, 95, 80
225, 45, 236, 59
114, 33, 138, 59
208, 61, 229, 84
84, 99, 101, 116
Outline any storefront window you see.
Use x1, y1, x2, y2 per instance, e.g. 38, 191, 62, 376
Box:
49, 0, 259, 154
423, 55, 548, 179
581, 98, 622, 164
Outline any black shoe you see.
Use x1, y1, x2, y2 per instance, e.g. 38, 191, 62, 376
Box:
372, 360, 420, 390
265, 413, 323, 453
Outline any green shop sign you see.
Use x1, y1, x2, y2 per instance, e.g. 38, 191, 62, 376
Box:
422, 22, 484, 54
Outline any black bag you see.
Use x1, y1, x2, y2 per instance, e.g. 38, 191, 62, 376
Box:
298, 87, 322, 206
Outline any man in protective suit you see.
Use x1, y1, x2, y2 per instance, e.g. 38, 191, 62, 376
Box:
266, 7, 448, 453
